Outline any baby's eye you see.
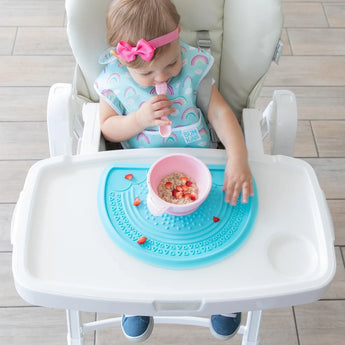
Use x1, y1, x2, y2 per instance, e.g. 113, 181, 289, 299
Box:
141, 71, 153, 76
168, 61, 177, 67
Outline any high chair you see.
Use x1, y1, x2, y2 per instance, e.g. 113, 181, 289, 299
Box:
11, 0, 336, 345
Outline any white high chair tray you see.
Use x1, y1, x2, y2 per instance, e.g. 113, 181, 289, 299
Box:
12, 148, 335, 315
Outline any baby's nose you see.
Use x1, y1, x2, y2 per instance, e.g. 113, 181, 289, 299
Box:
155, 72, 169, 83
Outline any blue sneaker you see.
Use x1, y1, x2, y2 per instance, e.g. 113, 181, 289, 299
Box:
121, 315, 153, 342
210, 313, 241, 341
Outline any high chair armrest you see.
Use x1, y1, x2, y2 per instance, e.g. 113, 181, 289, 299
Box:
263, 90, 298, 156
47, 83, 74, 157
80, 103, 102, 154
243, 90, 298, 159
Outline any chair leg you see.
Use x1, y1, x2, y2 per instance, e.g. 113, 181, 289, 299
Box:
241, 310, 262, 345
66, 310, 85, 345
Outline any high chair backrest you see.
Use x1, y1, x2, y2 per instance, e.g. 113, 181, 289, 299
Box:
66, 0, 282, 119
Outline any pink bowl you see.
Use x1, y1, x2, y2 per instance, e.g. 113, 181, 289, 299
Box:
146, 153, 212, 216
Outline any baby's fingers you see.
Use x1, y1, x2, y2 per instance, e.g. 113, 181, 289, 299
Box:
230, 185, 241, 206
222, 180, 239, 205
241, 180, 254, 204
153, 107, 176, 120
152, 100, 173, 111
222, 179, 254, 205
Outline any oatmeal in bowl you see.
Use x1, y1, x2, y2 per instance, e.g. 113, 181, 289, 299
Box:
158, 172, 198, 204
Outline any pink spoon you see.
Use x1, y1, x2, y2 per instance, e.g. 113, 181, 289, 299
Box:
155, 82, 172, 138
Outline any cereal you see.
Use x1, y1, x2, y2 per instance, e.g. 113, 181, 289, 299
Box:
157, 172, 198, 204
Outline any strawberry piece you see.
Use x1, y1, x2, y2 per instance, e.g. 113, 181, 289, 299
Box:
186, 180, 193, 187
165, 181, 172, 188
137, 236, 147, 244
125, 173, 133, 180
133, 197, 141, 206
180, 176, 188, 184
182, 185, 189, 192
191, 193, 197, 201
175, 191, 183, 199
213, 216, 220, 223
176, 185, 183, 191
183, 193, 191, 199
172, 189, 177, 197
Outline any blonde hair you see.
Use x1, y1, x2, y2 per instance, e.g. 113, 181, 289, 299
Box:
107, 0, 180, 68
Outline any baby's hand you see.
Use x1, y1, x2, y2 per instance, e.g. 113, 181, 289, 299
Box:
222, 157, 254, 206
135, 95, 175, 130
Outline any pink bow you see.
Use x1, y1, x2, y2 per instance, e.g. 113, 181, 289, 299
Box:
116, 39, 155, 62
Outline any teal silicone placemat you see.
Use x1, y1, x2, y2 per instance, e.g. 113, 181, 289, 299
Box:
98, 163, 258, 269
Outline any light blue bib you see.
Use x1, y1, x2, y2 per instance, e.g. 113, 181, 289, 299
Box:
95, 41, 213, 148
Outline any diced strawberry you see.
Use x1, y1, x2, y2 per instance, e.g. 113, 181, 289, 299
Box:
175, 191, 183, 199
213, 216, 220, 223
165, 181, 172, 188
137, 236, 147, 244
125, 173, 133, 180
183, 193, 191, 199
180, 177, 188, 184
186, 180, 193, 187
182, 185, 189, 192
133, 197, 141, 206
176, 185, 183, 191
191, 193, 197, 201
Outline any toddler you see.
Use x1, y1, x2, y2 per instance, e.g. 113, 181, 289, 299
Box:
95, 0, 252, 342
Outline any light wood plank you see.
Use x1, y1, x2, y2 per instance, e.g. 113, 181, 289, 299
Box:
0, 204, 14, 252
288, 28, 345, 55
0, 253, 31, 307
294, 301, 345, 345
259, 307, 299, 345
293, 120, 317, 158
0, 307, 95, 345
257, 95, 345, 121
14, 27, 72, 55
324, 4, 345, 27
280, 29, 292, 56
328, 200, 345, 246
283, 0, 345, 2
304, 158, 345, 199
0, 122, 49, 160
0, 56, 75, 87
0, 0, 65, 26
0, 87, 49, 121
294, 97, 345, 121
0, 160, 36, 203
282, 2, 328, 27
258, 88, 345, 120
312, 120, 345, 157
0, 28, 17, 55
260, 86, 345, 99
265, 56, 345, 86
322, 247, 345, 299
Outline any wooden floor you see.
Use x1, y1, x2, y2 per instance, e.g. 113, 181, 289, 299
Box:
0, 1, 344, 344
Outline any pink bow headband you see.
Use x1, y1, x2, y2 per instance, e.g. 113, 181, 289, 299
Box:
113, 27, 179, 62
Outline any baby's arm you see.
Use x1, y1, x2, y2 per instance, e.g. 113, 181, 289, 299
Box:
99, 96, 174, 142
207, 85, 254, 205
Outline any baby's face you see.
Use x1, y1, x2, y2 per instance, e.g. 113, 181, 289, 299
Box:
127, 40, 182, 88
